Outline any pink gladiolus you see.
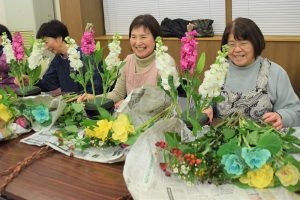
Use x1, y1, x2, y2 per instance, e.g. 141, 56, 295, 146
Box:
80, 31, 96, 55
180, 30, 198, 74
12, 32, 25, 61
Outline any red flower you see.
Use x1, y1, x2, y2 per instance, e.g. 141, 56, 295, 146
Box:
165, 170, 171, 177
160, 162, 168, 172
155, 141, 168, 149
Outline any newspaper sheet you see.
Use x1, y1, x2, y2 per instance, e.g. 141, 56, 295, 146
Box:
21, 127, 129, 163
123, 118, 300, 200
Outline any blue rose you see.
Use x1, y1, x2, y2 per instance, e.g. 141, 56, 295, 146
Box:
31, 105, 50, 124
241, 147, 271, 169
221, 154, 244, 176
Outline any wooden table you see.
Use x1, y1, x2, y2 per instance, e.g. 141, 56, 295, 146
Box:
0, 134, 129, 200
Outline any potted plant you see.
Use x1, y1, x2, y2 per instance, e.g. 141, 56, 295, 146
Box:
66, 25, 125, 119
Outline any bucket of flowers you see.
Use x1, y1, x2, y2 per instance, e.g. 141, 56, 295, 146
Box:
156, 115, 300, 192
1, 32, 47, 97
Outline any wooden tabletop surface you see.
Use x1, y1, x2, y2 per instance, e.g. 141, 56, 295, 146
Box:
0, 134, 129, 200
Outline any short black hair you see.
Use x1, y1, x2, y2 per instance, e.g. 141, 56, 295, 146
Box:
129, 14, 162, 39
36, 20, 69, 40
0, 24, 12, 41
221, 17, 265, 58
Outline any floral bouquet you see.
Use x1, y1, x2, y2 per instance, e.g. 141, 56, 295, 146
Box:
155, 31, 229, 134
156, 115, 300, 191
54, 110, 135, 151
1, 32, 46, 96
0, 87, 54, 141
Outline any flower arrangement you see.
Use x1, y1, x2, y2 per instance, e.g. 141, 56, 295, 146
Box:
155, 28, 229, 134
0, 88, 52, 140
1, 32, 45, 94
156, 115, 300, 191
54, 111, 136, 151
66, 23, 125, 101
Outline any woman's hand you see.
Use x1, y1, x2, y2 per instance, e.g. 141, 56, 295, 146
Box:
114, 100, 124, 109
13, 75, 29, 86
262, 112, 283, 130
202, 107, 213, 123
77, 93, 95, 102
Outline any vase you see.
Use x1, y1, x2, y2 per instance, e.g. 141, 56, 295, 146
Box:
84, 96, 114, 119
182, 110, 209, 130
15, 86, 41, 97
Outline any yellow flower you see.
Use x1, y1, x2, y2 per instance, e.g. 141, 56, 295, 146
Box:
93, 119, 112, 141
0, 94, 2, 100
111, 114, 135, 143
85, 128, 96, 137
85, 119, 112, 141
275, 163, 300, 187
0, 103, 13, 122
239, 164, 274, 188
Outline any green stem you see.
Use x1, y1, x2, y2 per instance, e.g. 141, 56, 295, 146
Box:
88, 58, 95, 98
79, 69, 87, 94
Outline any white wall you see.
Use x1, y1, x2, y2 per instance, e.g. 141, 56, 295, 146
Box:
0, 0, 7, 25
53, 0, 61, 20
0, 0, 58, 33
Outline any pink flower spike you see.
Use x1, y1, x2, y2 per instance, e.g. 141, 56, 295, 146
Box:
12, 32, 25, 61
80, 31, 96, 55
180, 30, 198, 74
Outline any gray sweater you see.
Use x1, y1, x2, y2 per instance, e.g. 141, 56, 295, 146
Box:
223, 56, 300, 127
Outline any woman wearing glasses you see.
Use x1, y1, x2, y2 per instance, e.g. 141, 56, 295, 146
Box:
203, 17, 300, 129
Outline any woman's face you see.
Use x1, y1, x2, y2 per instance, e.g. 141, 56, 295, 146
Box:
130, 26, 155, 59
227, 33, 255, 67
44, 37, 64, 54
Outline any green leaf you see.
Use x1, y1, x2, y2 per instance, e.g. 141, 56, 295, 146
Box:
217, 138, 240, 157
222, 127, 236, 141
125, 129, 142, 145
65, 125, 78, 133
257, 132, 282, 154
196, 52, 205, 73
165, 132, 180, 149
71, 102, 84, 113
81, 118, 97, 127
246, 131, 259, 145
97, 106, 113, 121
94, 44, 103, 65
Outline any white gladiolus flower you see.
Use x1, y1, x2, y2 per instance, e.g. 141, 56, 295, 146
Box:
105, 34, 122, 71
28, 39, 45, 70
155, 37, 179, 91
1, 34, 15, 63
198, 50, 229, 98
65, 36, 83, 71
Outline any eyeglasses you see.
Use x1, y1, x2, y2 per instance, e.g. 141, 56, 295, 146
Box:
227, 41, 251, 50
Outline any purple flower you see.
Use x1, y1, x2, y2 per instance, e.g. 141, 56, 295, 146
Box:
80, 31, 96, 55
12, 32, 25, 61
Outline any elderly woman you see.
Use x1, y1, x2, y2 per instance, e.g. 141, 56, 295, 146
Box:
204, 17, 300, 129
78, 14, 176, 107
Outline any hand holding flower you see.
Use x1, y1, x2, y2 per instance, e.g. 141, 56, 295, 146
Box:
263, 112, 283, 130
